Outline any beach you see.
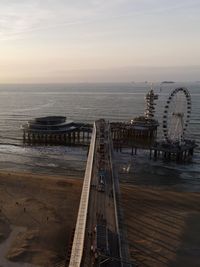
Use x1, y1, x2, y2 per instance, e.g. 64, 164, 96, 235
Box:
121, 185, 200, 267
0, 171, 200, 266
0, 172, 82, 266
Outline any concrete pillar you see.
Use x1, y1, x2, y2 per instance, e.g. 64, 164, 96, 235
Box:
44, 134, 47, 144
77, 131, 79, 142
72, 132, 75, 144
135, 148, 137, 155
154, 150, 157, 160
33, 134, 36, 143
83, 131, 85, 143
28, 133, 31, 142
68, 133, 71, 144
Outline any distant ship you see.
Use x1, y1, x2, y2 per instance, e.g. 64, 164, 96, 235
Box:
161, 81, 175, 84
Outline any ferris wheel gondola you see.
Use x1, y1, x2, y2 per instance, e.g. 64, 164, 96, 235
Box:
162, 87, 191, 144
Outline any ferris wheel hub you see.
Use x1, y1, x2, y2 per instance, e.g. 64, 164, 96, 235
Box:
172, 112, 184, 118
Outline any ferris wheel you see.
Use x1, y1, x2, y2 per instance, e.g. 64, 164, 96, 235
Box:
163, 87, 191, 144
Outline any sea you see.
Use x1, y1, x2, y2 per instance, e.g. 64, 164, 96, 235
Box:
0, 82, 199, 191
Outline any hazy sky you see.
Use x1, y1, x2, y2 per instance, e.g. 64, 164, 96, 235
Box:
0, 0, 200, 83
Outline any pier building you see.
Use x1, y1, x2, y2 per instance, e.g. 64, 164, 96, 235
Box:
111, 118, 158, 152
22, 116, 92, 145
111, 89, 159, 152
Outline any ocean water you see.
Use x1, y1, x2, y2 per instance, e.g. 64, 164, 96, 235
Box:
0, 82, 199, 189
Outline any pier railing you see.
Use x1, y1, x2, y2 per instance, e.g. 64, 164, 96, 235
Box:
68, 123, 96, 267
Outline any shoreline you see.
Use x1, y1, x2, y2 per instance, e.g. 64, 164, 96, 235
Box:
0, 170, 83, 182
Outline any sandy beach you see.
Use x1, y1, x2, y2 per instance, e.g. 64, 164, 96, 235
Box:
0, 171, 200, 267
121, 185, 200, 267
0, 171, 83, 266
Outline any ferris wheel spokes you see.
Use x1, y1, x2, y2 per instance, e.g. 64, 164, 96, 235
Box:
162, 87, 191, 144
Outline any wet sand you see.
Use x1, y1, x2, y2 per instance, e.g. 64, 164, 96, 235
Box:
0, 171, 83, 266
0, 171, 200, 267
121, 185, 200, 267
0, 226, 38, 267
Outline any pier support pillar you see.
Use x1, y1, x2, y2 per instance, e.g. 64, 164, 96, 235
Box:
154, 150, 157, 160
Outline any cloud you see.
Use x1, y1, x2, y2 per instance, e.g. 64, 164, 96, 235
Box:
0, 1, 106, 40
0, 2, 53, 40
0, 0, 199, 41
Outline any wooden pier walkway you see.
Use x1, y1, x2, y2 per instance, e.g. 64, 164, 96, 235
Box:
68, 120, 132, 267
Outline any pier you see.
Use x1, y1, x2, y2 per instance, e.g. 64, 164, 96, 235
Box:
111, 120, 158, 152
68, 119, 131, 267
110, 89, 159, 152
21, 88, 197, 163
22, 116, 92, 146
150, 139, 197, 162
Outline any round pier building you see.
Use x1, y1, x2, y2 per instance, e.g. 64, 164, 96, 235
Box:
22, 116, 91, 145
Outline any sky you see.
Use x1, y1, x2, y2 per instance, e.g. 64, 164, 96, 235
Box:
0, 0, 200, 83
